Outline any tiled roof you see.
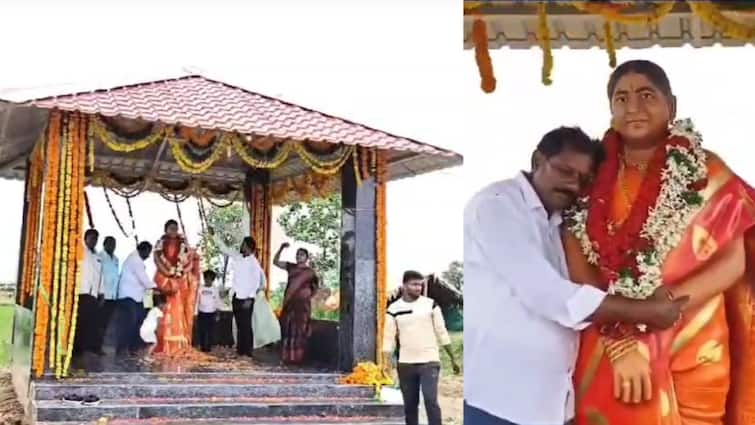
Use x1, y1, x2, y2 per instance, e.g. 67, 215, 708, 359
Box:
23, 75, 457, 158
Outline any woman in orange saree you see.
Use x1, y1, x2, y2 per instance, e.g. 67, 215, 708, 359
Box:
153, 219, 201, 356
563, 60, 755, 425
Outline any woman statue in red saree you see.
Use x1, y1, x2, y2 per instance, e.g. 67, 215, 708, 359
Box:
563, 60, 755, 425
153, 219, 201, 356
274, 243, 319, 364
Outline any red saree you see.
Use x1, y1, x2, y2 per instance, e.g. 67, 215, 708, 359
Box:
153, 235, 200, 356
280, 263, 318, 364
564, 154, 755, 425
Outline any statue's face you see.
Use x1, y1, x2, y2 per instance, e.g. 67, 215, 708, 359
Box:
610, 72, 674, 147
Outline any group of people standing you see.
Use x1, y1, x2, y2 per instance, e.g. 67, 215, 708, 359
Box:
73, 218, 322, 365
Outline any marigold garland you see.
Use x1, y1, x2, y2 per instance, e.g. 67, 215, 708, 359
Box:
19, 138, 45, 305
91, 115, 167, 153
31, 111, 88, 378
375, 149, 388, 370
64, 113, 87, 376
34, 111, 62, 377
340, 361, 393, 395
49, 115, 69, 371
687, 0, 755, 41
537, 3, 553, 86
569, 1, 675, 26
603, 21, 617, 68
472, 17, 496, 93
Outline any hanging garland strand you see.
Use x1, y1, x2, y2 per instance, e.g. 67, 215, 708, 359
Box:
175, 199, 188, 240
472, 17, 496, 93
63, 112, 88, 377
537, 2, 553, 86
48, 113, 68, 372
84, 190, 95, 229
91, 115, 168, 153
33, 111, 62, 377
126, 197, 138, 245
103, 187, 131, 239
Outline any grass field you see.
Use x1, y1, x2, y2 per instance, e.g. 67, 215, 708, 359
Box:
0, 304, 12, 367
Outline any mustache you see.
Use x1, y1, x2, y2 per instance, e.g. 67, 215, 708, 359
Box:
555, 189, 577, 200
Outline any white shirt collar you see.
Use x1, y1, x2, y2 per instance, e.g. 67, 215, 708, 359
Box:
514, 171, 562, 226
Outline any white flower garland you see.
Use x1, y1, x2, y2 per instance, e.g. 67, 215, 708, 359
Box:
567, 119, 708, 300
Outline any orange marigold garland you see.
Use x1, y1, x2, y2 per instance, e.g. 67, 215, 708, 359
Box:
472, 17, 496, 93
19, 138, 45, 305
375, 149, 388, 369
63, 113, 87, 377
34, 111, 62, 377
49, 114, 69, 371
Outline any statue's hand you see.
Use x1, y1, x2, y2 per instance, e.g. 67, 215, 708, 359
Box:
612, 348, 652, 404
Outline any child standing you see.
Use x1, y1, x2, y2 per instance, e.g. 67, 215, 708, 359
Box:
196, 270, 222, 352
140, 293, 167, 360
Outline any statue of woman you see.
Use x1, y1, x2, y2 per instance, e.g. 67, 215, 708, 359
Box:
563, 59, 755, 425
153, 219, 200, 356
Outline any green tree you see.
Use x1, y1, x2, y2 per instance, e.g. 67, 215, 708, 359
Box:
277, 193, 341, 289
197, 202, 246, 278
441, 260, 463, 291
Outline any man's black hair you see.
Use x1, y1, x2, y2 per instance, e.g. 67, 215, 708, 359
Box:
103, 236, 116, 245
296, 248, 309, 259
402, 270, 424, 283
203, 269, 217, 281
137, 241, 153, 253
534, 126, 604, 167
164, 219, 179, 232
84, 228, 99, 239
241, 236, 257, 253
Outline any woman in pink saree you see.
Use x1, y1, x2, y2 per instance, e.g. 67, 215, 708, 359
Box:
152, 219, 201, 356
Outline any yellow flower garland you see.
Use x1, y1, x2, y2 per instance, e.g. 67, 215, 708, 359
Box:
63, 113, 87, 377
537, 2, 553, 86
603, 21, 617, 68
687, 1, 755, 41
569, 1, 675, 25
469, 1, 755, 90
227, 134, 292, 169
91, 116, 168, 153
169, 136, 228, 174
49, 115, 68, 370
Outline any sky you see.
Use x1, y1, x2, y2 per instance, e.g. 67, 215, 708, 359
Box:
0, 1, 752, 290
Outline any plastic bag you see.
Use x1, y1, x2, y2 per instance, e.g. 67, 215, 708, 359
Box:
252, 293, 281, 349
380, 387, 404, 405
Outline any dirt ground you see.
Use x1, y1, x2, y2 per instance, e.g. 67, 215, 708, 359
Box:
418, 373, 463, 425
439, 374, 464, 425
0, 372, 25, 425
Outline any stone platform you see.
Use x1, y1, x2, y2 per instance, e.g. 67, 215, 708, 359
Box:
30, 352, 403, 424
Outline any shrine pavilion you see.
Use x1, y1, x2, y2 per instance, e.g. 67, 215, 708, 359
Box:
0, 71, 462, 423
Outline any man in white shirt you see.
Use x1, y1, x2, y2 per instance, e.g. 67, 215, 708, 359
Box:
116, 241, 156, 356
383, 270, 460, 425
463, 127, 689, 425
94, 236, 119, 355
196, 269, 223, 352
208, 227, 266, 357
74, 228, 104, 356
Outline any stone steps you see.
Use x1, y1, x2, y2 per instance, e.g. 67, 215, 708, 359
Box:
31, 371, 404, 424
37, 419, 405, 425
34, 382, 373, 400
